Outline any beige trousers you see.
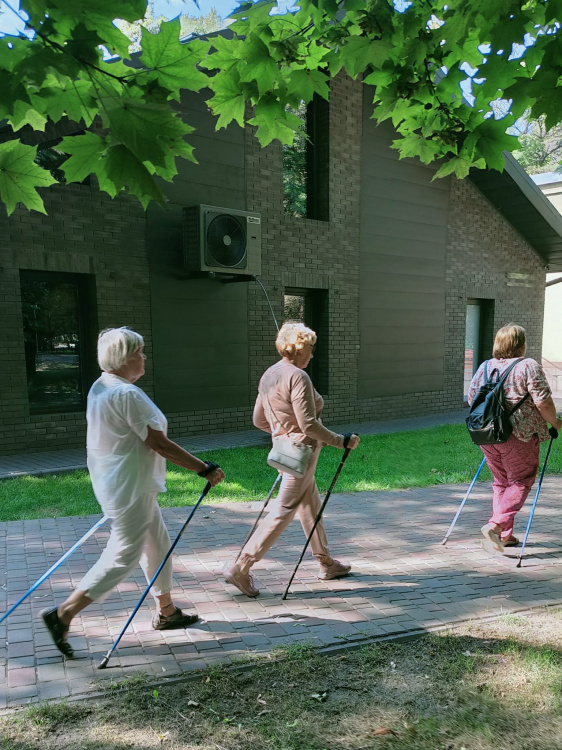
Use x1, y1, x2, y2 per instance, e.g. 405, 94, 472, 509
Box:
238, 446, 332, 573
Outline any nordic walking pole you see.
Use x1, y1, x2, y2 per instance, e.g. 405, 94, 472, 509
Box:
441, 456, 486, 545
516, 429, 558, 568
282, 444, 354, 600
0, 515, 108, 625
98, 482, 212, 669
235, 473, 282, 563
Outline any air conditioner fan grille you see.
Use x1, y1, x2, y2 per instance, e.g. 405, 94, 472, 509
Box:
206, 214, 247, 267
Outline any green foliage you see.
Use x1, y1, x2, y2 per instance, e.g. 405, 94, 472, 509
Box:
0, 0, 209, 215
514, 116, 562, 175
0, 0, 561, 214
283, 102, 307, 217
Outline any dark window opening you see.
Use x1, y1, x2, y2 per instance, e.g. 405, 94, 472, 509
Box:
284, 287, 329, 394
20, 271, 97, 414
464, 298, 495, 400
283, 94, 329, 221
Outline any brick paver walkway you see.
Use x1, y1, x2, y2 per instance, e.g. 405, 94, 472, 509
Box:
2, 474, 562, 710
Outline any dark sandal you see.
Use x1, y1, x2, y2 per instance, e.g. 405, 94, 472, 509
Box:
41, 607, 74, 657
152, 607, 199, 631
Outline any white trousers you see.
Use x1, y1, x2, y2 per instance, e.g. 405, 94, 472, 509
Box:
78, 492, 172, 602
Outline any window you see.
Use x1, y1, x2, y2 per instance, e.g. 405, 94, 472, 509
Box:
20, 271, 96, 413
282, 94, 329, 221
464, 298, 494, 400
284, 288, 329, 393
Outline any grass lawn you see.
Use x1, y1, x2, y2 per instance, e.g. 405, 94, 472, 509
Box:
1, 423, 561, 522
3, 608, 562, 749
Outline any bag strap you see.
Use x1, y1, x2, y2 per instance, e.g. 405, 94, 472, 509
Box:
507, 392, 529, 417
493, 358, 529, 416
260, 389, 282, 433
495, 357, 524, 388
483, 361, 501, 385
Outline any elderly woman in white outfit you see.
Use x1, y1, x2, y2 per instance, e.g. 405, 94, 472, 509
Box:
41, 327, 224, 657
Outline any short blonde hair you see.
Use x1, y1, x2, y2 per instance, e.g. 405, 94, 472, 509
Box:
98, 327, 144, 372
276, 322, 316, 359
493, 323, 527, 359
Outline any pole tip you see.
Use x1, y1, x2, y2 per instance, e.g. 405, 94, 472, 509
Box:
98, 654, 110, 669
516, 561, 522, 568
440, 539, 447, 546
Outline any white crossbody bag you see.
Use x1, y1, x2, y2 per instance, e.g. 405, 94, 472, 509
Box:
261, 391, 313, 479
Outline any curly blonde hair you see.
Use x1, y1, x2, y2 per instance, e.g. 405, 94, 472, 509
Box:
276, 322, 317, 359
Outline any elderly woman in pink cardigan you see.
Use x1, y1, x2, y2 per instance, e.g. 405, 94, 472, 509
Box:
223, 322, 360, 597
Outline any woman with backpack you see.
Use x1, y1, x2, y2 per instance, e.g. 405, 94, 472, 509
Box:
467, 323, 561, 553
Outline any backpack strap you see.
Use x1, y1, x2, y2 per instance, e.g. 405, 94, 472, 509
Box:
496, 357, 524, 387
495, 358, 530, 416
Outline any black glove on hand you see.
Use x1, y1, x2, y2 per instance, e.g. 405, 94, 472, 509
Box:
549, 427, 558, 439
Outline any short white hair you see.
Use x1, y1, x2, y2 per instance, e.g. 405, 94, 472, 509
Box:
97, 327, 144, 372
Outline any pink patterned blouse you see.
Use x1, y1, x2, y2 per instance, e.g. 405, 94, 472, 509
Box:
467, 357, 552, 443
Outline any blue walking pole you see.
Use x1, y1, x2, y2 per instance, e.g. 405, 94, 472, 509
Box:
98, 482, 212, 669
441, 456, 486, 545
0, 515, 108, 625
516, 432, 557, 568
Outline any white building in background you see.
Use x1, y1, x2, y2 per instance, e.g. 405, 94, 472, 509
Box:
532, 173, 562, 396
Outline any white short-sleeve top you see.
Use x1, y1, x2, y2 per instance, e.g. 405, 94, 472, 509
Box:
86, 372, 167, 512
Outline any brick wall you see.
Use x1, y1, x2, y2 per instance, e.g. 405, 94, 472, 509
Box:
163, 73, 364, 437
0, 75, 548, 455
0, 183, 151, 454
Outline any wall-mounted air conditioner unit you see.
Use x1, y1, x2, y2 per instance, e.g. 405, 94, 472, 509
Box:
183, 205, 261, 276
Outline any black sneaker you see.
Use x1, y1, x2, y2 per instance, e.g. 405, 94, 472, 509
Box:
41, 607, 74, 657
152, 607, 199, 631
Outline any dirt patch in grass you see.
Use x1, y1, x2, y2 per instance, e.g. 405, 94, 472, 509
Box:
3, 608, 562, 749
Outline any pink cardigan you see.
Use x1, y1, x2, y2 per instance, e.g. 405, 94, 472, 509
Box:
253, 359, 344, 449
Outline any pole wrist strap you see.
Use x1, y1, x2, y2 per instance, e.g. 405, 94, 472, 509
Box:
197, 461, 220, 477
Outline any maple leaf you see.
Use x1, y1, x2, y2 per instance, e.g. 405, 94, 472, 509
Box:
207, 76, 247, 129
59, 132, 107, 184
0, 141, 57, 216
102, 144, 167, 209
140, 19, 210, 99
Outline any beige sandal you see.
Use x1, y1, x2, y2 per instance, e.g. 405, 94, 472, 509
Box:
481, 523, 505, 553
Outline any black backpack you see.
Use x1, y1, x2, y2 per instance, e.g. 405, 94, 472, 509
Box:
466, 358, 529, 446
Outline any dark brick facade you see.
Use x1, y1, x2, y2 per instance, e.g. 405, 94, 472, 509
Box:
0, 75, 548, 455
0, 184, 152, 454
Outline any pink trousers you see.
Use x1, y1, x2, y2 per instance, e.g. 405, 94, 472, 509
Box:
481, 433, 540, 540
238, 446, 332, 574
